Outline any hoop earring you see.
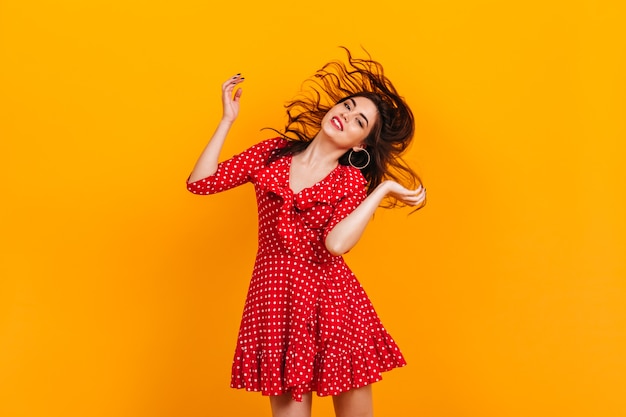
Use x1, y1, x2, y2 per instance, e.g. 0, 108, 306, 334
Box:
348, 148, 371, 169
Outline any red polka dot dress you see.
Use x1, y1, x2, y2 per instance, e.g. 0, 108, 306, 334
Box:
187, 137, 406, 401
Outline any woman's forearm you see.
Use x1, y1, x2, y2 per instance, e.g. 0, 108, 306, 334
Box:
188, 74, 244, 183
325, 182, 391, 256
325, 180, 425, 256
187, 119, 233, 183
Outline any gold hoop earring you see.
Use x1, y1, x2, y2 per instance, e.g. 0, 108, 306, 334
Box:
348, 148, 371, 169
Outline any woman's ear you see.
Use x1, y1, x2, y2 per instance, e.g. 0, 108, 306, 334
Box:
351, 143, 366, 152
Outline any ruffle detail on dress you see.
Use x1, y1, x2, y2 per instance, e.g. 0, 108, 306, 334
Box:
230, 344, 316, 402
251, 156, 346, 208
312, 330, 407, 398
251, 158, 362, 264
230, 329, 406, 401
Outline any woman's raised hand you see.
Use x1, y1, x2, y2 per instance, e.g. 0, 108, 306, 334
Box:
221, 74, 245, 123
382, 180, 427, 207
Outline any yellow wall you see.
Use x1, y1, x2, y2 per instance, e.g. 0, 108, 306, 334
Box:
1, 1, 625, 416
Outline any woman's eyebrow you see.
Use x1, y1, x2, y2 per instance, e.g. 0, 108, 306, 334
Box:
350, 98, 369, 126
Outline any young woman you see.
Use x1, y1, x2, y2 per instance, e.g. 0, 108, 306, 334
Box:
187, 49, 426, 417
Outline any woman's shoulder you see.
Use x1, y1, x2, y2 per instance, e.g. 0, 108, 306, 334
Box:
337, 164, 367, 187
256, 136, 289, 150
240, 136, 289, 160
319, 164, 367, 202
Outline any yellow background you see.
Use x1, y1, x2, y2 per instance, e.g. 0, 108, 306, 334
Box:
1, 1, 625, 416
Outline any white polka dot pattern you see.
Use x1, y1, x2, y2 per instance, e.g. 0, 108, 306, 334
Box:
187, 137, 406, 401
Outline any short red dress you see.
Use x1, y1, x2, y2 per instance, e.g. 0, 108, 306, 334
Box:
187, 137, 406, 401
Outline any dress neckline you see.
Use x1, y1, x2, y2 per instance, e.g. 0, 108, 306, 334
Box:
287, 155, 341, 195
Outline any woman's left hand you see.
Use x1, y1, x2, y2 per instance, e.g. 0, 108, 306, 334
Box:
381, 180, 427, 207
326, 179, 426, 255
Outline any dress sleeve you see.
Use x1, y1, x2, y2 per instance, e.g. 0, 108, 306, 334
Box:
186, 137, 285, 195
322, 169, 368, 241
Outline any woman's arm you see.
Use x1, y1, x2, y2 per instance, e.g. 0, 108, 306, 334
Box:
325, 181, 426, 256
188, 74, 244, 183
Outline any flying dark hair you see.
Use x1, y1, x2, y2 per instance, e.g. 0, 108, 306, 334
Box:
269, 47, 425, 210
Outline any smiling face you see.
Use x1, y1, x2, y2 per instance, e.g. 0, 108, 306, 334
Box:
320, 96, 379, 150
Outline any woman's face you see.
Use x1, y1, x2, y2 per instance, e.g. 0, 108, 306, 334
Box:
320, 96, 378, 150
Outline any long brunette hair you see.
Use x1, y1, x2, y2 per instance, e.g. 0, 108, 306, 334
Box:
271, 47, 425, 210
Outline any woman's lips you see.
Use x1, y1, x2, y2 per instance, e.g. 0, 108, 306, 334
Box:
331, 116, 343, 131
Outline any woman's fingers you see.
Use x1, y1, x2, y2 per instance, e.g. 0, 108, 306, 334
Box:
223, 73, 245, 91
223, 76, 244, 100
400, 185, 426, 206
233, 87, 243, 101
382, 181, 427, 207
220, 73, 245, 122
222, 74, 245, 104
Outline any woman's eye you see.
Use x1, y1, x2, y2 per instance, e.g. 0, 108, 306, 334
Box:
344, 102, 351, 110
357, 120, 363, 128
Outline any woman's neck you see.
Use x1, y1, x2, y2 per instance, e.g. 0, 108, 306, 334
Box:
296, 136, 345, 168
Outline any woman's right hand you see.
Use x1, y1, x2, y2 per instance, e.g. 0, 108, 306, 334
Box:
221, 74, 245, 123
